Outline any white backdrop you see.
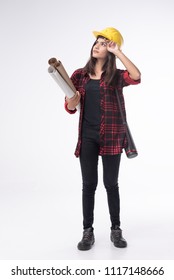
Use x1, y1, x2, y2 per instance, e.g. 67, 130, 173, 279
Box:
0, 0, 174, 260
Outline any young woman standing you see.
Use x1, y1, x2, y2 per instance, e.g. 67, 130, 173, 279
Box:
65, 27, 141, 250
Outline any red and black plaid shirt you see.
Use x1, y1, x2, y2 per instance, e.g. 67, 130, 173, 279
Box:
65, 68, 140, 157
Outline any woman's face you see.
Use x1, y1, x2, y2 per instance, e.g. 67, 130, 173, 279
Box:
92, 37, 109, 60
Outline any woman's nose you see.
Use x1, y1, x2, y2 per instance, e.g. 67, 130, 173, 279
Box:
95, 42, 100, 48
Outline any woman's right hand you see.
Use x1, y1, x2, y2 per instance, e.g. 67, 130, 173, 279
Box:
66, 91, 81, 110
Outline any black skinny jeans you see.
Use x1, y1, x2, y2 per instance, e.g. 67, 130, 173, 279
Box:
80, 125, 121, 230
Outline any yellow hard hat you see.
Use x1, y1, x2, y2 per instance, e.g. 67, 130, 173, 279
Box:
93, 27, 123, 47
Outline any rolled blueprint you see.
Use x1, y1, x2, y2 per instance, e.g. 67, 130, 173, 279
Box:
48, 58, 80, 111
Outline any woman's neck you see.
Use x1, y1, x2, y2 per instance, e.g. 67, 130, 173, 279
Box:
90, 60, 105, 79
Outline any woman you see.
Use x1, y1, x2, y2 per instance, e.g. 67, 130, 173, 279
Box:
65, 27, 141, 250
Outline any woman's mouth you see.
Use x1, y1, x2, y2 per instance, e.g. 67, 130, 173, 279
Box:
93, 50, 99, 54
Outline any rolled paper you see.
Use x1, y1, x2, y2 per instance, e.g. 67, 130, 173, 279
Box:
48, 58, 76, 92
48, 64, 80, 111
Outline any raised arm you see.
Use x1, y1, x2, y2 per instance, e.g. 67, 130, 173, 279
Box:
107, 41, 141, 81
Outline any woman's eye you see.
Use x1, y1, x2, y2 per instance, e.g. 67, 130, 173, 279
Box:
101, 42, 107, 47
94, 41, 107, 47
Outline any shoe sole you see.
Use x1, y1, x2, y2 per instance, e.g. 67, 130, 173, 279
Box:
111, 236, 127, 248
77, 240, 95, 251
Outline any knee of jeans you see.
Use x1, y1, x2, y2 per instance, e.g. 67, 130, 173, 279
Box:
82, 182, 97, 193
104, 183, 119, 192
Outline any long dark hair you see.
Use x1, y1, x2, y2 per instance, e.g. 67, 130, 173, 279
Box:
83, 36, 117, 86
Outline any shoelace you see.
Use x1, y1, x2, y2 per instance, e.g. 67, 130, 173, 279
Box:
83, 232, 93, 241
112, 229, 121, 239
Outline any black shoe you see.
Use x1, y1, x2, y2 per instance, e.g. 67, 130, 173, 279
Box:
77, 228, 95, 251
111, 226, 127, 248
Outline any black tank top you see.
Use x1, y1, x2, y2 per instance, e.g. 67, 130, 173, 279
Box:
82, 79, 101, 139
83, 79, 101, 125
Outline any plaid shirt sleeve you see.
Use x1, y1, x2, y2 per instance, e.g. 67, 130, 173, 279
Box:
64, 99, 77, 114
64, 69, 83, 114
123, 70, 141, 86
